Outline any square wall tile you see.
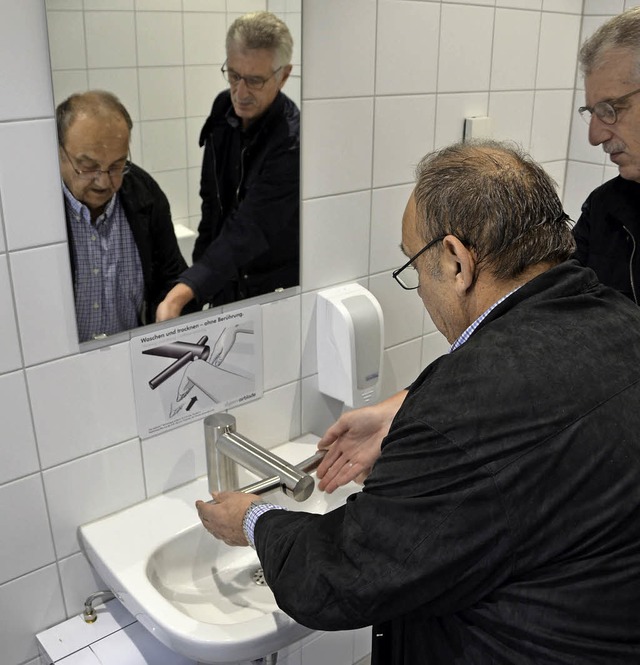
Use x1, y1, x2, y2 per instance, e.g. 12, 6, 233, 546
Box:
43, 438, 145, 558
138, 68, 186, 121
140, 118, 188, 171
0, 566, 66, 665
368, 272, 425, 348
0, 475, 56, 584
542, 0, 583, 11
302, 0, 376, 99
497, 0, 541, 7
491, 9, 540, 91
583, 0, 625, 13
10, 244, 79, 366
354, 626, 372, 663
438, 4, 494, 93
568, 90, 606, 165
301, 192, 371, 293
301, 630, 353, 665
536, 12, 581, 89
563, 160, 607, 222
0, 119, 67, 251
27, 342, 138, 468
0, 370, 39, 484
0, 255, 22, 374
85, 11, 137, 68
46, 10, 87, 71
302, 98, 374, 199
530, 89, 574, 163
58, 551, 106, 615
542, 160, 568, 200
183, 12, 228, 65
373, 95, 436, 188
0, 3, 54, 122
185, 66, 225, 119
370, 184, 413, 274
262, 295, 301, 390
301, 373, 346, 439
381, 338, 422, 400
375, 0, 440, 96
435, 93, 488, 150
230, 380, 301, 446
421, 330, 450, 368
489, 90, 535, 149
88, 68, 141, 122
153, 169, 189, 221
136, 12, 183, 66
141, 419, 206, 497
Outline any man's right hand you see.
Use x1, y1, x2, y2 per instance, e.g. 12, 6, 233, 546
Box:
156, 283, 195, 322
316, 390, 408, 493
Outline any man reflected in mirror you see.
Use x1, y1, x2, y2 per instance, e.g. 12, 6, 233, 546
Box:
156, 11, 300, 321
57, 90, 189, 342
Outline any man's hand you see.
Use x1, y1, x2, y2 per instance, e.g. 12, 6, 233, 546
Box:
316, 390, 408, 493
195, 491, 258, 546
156, 283, 195, 322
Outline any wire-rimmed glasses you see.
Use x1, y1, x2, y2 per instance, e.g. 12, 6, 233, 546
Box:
392, 235, 446, 290
221, 62, 283, 91
578, 87, 640, 125
61, 144, 131, 182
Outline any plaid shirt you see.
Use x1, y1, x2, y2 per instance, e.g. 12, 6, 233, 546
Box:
63, 183, 144, 341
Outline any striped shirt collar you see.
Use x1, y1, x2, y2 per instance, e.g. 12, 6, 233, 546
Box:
450, 286, 521, 353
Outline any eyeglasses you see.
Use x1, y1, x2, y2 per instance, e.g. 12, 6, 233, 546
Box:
61, 145, 131, 181
578, 87, 640, 125
221, 62, 283, 90
392, 235, 446, 290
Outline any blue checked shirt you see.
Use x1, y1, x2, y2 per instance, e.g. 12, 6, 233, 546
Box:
243, 287, 523, 548
64, 183, 144, 342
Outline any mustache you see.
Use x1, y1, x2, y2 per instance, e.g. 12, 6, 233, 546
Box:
603, 141, 626, 154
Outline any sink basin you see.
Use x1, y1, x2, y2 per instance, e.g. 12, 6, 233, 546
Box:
79, 436, 358, 663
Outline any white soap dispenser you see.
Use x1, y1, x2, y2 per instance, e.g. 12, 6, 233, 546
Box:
316, 283, 384, 408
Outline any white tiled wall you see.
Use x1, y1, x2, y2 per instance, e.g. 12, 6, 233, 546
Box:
1, 2, 587, 665
45, 0, 302, 232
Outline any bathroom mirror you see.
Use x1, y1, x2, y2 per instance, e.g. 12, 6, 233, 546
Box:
44, 0, 302, 344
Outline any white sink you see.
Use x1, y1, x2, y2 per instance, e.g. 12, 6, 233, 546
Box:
79, 437, 358, 664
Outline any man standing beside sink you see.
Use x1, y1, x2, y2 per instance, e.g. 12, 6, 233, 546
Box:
197, 140, 640, 664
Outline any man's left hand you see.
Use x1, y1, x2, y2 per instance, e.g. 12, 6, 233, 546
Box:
195, 491, 258, 546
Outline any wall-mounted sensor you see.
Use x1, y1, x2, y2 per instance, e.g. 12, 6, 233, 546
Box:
463, 116, 492, 141
316, 283, 384, 408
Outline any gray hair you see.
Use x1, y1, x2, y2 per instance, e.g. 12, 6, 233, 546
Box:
56, 90, 133, 147
226, 11, 293, 70
579, 7, 640, 77
413, 140, 575, 281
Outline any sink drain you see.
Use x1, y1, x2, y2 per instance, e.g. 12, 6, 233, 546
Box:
252, 566, 268, 586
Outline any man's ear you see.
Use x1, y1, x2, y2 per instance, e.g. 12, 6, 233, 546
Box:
279, 64, 293, 89
441, 235, 476, 295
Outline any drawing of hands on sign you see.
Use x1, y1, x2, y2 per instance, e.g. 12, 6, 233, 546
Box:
210, 324, 254, 366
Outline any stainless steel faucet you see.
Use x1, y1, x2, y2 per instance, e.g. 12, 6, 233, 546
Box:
204, 413, 325, 502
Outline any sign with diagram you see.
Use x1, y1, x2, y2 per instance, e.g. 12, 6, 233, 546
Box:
131, 306, 263, 439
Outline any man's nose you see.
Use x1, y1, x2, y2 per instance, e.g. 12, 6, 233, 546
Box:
588, 115, 613, 147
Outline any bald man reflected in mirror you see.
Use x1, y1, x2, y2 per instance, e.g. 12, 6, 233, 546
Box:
57, 91, 189, 342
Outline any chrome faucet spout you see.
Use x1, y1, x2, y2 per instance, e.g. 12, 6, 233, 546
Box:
204, 414, 316, 502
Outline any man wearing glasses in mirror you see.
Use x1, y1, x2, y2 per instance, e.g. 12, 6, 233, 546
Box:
57, 90, 189, 342
156, 11, 300, 321
573, 7, 640, 305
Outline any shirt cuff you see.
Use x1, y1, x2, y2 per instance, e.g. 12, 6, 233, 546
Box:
242, 502, 287, 549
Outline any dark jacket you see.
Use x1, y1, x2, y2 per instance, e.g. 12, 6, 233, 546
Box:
256, 261, 640, 664
573, 175, 640, 303
66, 163, 188, 326
179, 89, 300, 307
